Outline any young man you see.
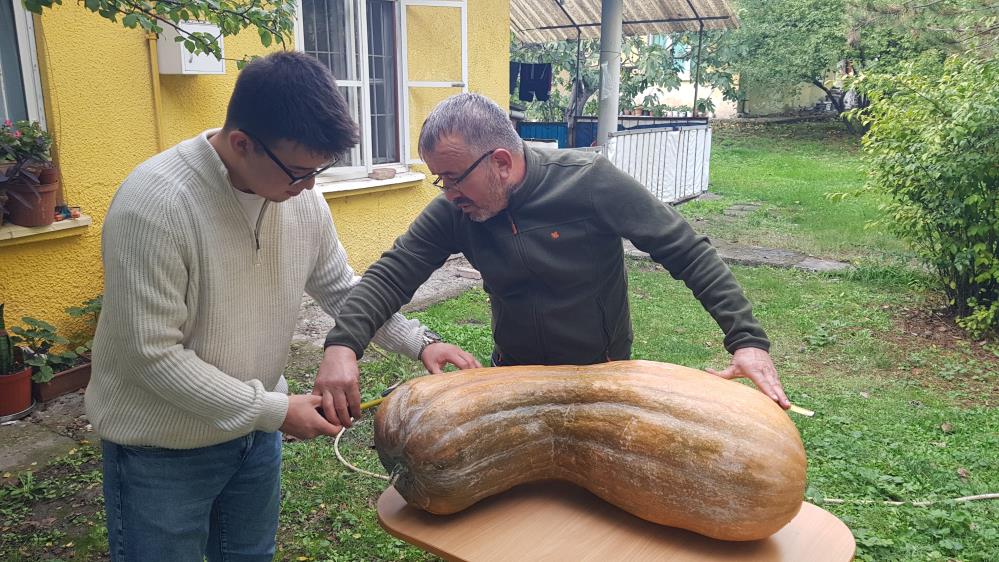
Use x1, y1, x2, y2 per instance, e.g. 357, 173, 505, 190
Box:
86, 51, 478, 562
317, 93, 789, 428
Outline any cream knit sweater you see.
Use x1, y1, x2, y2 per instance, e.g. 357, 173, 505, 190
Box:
84, 131, 424, 448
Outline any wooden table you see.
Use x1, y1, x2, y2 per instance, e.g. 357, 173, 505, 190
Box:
377, 481, 855, 561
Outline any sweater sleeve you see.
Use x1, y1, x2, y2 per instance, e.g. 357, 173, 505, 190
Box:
587, 157, 770, 353
100, 189, 288, 434
323, 197, 458, 359
305, 193, 425, 359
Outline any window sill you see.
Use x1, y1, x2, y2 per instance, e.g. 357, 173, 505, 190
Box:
317, 171, 426, 199
0, 215, 93, 248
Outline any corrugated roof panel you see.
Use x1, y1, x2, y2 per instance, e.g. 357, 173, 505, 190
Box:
511, 0, 738, 43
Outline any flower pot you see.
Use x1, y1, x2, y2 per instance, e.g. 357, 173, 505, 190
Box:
33, 359, 91, 402
38, 166, 59, 185
0, 365, 33, 417
6, 181, 59, 227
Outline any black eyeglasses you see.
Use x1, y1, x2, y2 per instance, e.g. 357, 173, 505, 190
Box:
432, 149, 497, 192
239, 128, 339, 186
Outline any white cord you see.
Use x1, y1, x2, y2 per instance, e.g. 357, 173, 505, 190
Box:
818, 493, 999, 507
333, 423, 390, 481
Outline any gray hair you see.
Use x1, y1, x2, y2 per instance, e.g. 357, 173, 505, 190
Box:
418, 93, 523, 157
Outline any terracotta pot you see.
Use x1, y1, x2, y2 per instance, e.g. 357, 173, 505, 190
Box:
0, 365, 33, 417
33, 360, 92, 402
38, 166, 59, 185
6, 181, 59, 227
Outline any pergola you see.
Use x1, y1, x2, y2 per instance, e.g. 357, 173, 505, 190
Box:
510, 0, 739, 144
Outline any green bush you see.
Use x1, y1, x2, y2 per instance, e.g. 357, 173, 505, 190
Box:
858, 54, 999, 337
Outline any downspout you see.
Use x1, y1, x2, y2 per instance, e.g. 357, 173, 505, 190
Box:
595, 0, 623, 146
147, 33, 166, 152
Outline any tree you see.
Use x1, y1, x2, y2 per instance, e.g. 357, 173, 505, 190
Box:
853, 1, 998, 59
858, 54, 999, 336
22, 0, 296, 65
716, 0, 852, 113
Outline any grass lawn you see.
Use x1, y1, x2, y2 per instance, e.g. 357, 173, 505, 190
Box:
2, 121, 996, 561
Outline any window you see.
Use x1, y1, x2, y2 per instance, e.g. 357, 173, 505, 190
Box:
649, 34, 691, 80
0, 0, 45, 125
298, 0, 401, 179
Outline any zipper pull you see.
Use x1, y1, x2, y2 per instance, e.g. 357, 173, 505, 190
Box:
506, 212, 518, 235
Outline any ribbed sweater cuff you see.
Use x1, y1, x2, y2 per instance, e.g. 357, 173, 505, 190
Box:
256, 392, 290, 433
398, 330, 426, 361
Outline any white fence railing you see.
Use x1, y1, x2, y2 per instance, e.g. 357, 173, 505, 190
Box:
599, 125, 712, 204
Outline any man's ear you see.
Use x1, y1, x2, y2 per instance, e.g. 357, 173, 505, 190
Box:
492, 148, 515, 179
229, 130, 254, 157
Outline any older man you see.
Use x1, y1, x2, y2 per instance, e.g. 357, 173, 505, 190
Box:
315, 93, 789, 429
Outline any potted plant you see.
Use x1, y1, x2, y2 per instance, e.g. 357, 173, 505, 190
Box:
0, 119, 59, 227
0, 304, 33, 419
65, 295, 101, 360
10, 316, 91, 402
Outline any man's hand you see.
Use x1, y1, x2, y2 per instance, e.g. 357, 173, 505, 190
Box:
420, 342, 482, 374
280, 394, 342, 440
706, 347, 791, 410
314, 345, 362, 428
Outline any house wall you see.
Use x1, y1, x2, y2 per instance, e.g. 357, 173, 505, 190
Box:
0, 0, 508, 333
741, 81, 828, 116
636, 83, 738, 118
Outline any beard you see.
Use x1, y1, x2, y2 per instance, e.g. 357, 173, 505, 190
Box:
453, 169, 512, 223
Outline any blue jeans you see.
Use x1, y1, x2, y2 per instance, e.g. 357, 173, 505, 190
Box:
101, 431, 282, 562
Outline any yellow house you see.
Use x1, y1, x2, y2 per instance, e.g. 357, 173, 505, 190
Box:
0, 0, 509, 333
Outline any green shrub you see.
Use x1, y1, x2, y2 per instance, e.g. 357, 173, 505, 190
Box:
858, 54, 999, 337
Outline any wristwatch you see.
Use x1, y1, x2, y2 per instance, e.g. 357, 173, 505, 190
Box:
419, 329, 443, 359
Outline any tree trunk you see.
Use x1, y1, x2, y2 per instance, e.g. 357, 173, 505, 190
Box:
811, 79, 864, 134
566, 77, 598, 147
811, 79, 845, 113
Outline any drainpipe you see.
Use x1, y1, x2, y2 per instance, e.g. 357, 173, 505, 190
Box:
147, 33, 166, 152
595, 0, 622, 146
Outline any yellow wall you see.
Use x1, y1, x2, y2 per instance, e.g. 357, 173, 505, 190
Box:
0, 1, 510, 332
742, 80, 828, 116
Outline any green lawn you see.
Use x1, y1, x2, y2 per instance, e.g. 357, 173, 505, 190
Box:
685, 121, 913, 264
2, 121, 996, 562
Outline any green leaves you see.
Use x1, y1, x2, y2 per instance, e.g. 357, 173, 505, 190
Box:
862, 54, 999, 336
30, 0, 298, 62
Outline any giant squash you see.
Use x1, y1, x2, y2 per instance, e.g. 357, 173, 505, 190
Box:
374, 360, 807, 541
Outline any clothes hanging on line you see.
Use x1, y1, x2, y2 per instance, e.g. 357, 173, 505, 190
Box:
518, 63, 552, 102
510, 61, 521, 94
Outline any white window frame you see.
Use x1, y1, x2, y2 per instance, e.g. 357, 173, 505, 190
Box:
295, 0, 468, 183
2, 0, 46, 126
296, 0, 409, 182
399, 0, 467, 165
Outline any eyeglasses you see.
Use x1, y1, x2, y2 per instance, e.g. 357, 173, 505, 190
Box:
239, 128, 339, 186
432, 149, 497, 192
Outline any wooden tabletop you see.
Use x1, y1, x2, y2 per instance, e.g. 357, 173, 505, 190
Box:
377, 481, 855, 562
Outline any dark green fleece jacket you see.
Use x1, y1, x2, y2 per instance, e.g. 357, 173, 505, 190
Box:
325, 146, 769, 365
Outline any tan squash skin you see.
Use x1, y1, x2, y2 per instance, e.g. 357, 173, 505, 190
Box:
374, 360, 807, 541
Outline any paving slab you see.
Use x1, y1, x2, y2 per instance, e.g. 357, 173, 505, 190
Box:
294, 254, 482, 348
624, 240, 854, 273
0, 417, 78, 474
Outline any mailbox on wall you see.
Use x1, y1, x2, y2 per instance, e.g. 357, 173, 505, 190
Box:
156, 22, 226, 75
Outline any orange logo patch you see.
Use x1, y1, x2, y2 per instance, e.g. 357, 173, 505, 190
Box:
550, 231, 560, 240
